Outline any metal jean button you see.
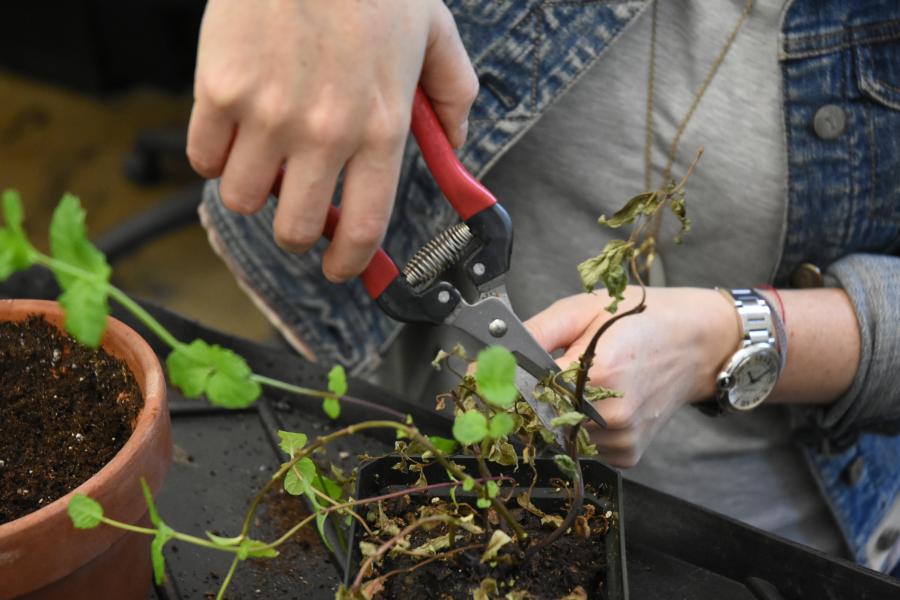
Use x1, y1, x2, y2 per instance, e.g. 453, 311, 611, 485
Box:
813, 105, 847, 140
841, 456, 865, 486
790, 263, 823, 288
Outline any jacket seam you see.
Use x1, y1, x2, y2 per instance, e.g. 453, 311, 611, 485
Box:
780, 24, 900, 60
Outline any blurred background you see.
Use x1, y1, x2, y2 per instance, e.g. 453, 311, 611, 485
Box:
0, 1, 272, 342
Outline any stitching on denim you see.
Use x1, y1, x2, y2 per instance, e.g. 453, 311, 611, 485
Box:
859, 45, 900, 226
783, 18, 900, 51
856, 45, 900, 113
782, 23, 900, 60
842, 43, 856, 251
781, 33, 900, 60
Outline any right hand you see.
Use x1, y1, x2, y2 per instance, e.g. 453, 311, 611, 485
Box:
187, 0, 479, 282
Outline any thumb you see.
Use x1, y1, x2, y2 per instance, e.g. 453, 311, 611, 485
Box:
421, 4, 479, 148
524, 294, 600, 356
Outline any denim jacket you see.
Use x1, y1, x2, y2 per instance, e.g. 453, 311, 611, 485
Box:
200, 0, 900, 572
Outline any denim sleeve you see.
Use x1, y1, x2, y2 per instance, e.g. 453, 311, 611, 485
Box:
792, 254, 900, 449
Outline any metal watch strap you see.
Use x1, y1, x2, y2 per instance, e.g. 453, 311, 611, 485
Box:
696, 288, 780, 416
728, 288, 777, 350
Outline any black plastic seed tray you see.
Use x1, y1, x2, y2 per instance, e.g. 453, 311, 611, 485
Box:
4, 271, 900, 600
345, 456, 628, 600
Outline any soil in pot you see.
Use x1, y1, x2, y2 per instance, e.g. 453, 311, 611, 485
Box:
364, 494, 610, 599
0, 315, 143, 523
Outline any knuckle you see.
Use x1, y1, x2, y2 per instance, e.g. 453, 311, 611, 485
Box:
364, 105, 407, 150
218, 180, 262, 214
196, 70, 247, 111
304, 108, 353, 148
186, 146, 221, 178
342, 218, 384, 249
252, 90, 292, 131
273, 220, 318, 252
604, 402, 637, 430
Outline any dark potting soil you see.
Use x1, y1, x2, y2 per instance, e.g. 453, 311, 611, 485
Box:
0, 316, 142, 523
368, 496, 609, 599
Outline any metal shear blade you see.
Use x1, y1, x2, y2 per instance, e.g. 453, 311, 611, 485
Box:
447, 293, 570, 448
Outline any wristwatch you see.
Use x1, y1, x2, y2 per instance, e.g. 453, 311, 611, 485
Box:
697, 288, 783, 415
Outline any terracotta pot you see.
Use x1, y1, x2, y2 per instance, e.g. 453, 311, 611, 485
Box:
0, 300, 172, 599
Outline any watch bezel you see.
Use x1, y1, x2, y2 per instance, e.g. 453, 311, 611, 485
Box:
716, 344, 780, 412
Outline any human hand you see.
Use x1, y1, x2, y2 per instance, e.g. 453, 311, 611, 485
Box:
187, 0, 478, 282
525, 287, 739, 468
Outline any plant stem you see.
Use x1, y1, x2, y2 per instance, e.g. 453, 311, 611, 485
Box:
33, 253, 186, 351
216, 555, 241, 600
99, 516, 157, 536
252, 374, 407, 420
351, 515, 457, 593
107, 285, 184, 351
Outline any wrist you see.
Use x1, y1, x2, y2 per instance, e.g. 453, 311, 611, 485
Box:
692, 288, 742, 402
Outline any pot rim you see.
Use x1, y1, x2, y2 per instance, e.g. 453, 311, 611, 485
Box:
0, 298, 168, 534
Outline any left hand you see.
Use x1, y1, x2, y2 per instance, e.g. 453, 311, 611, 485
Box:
525, 286, 739, 468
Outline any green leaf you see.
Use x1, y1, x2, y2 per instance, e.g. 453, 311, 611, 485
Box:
48, 194, 111, 345
428, 435, 458, 455
476, 498, 491, 509
488, 413, 515, 439
166, 340, 261, 408
553, 454, 579, 481
0, 190, 35, 280
322, 396, 341, 420
597, 191, 663, 229
58, 278, 109, 347
49, 194, 110, 286
327, 364, 347, 397
150, 522, 174, 585
486, 480, 499, 499
67, 494, 103, 529
284, 457, 321, 500
139, 478, 161, 527
462, 477, 475, 492
205, 531, 244, 547
2, 190, 23, 229
237, 538, 278, 560
576, 239, 636, 313
452, 410, 488, 446
139, 476, 174, 585
475, 346, 518, 409
312, 474, 343, 501
277, 430, 308, 457
550, 411, 587, 427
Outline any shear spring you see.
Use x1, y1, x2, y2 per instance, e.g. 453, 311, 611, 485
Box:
402, 222, 473, 288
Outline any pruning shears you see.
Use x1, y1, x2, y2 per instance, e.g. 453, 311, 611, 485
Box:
274, 88, 605, 448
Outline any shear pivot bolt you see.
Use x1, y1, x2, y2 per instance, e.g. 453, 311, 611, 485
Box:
488, 319, 508, 338
472, 263, 486, 277
437, 290, 451, 304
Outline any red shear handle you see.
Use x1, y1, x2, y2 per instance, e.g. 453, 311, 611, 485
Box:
323, 205, 399, 299
411, 87, 497, 220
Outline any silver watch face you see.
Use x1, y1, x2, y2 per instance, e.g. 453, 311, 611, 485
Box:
717, 345, 780, 411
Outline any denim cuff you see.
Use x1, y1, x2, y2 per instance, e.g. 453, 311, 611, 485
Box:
792, 254, 900, 450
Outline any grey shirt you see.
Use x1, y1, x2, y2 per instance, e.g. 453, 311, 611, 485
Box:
375, 0, 844, 555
